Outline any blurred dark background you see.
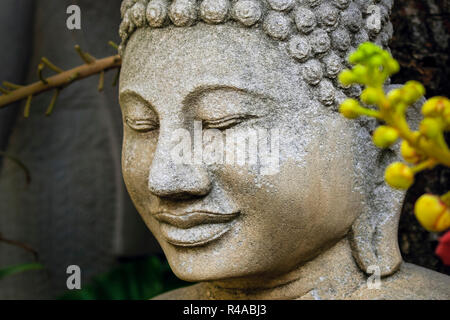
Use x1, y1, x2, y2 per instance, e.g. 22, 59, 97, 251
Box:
391, 0, 450, 277
0, 0, 449, 299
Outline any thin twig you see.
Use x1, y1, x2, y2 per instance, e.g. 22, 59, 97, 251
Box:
68, 72, 80, 83
3, 81, 23, 90
41, 57, 64, 74
24, 95, 32, 118
108, 41, 119, 51
0, 55, 121, 109
0, 88, 10, 95
45, 89, 60, 116
0, 233, 39, 261
37, 63, 48, 85
98, 71, 105, 92
74, 45, 96, 64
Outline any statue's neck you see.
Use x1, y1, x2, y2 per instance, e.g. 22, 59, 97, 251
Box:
200, 237, 368, 300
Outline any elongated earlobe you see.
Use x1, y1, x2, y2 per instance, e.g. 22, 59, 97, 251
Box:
349, 184, 404, 277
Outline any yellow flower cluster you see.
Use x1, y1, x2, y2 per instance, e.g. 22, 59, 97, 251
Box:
338, 42, 450, 233
415, 194, 450, 232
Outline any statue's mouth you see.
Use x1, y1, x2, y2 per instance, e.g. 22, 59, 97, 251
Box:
154, 211, 240, 247
154, 211, 239, 229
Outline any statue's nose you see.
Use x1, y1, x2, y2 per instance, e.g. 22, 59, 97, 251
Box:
148, 130, 211, 199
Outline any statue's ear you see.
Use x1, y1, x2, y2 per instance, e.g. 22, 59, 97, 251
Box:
348, 85, 424, 277
349, 182, 404, 276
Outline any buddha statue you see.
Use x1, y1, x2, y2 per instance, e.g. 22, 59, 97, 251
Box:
117, 0, 450, 299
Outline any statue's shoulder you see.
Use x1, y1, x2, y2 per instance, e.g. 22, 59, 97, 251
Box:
349, 262, 450, 300
152, 283, 205, 300
152, 263, 450, 300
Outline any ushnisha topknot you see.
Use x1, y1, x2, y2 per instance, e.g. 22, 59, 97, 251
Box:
119, 0, 394, 109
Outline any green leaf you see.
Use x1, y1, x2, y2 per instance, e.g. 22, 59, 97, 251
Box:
0, 263, 43, 280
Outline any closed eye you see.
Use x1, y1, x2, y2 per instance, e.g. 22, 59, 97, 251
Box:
202, 114, 258, 130
126, 117, 159, 132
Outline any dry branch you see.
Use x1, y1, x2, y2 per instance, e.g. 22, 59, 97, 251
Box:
0, 55, 122, 109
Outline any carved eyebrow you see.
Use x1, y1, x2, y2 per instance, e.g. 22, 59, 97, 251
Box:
182, 84, 277, 107
119, 89, 154, 110
120, 85, 277, 112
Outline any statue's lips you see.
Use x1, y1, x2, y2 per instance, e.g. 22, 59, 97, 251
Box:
154, 211, 240, 247
154, 211, 239, 229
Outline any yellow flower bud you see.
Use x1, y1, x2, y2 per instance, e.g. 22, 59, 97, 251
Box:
349, 51, 365, 65
419, 118, 443, 139
444, 105, 450, 125
373, 126, 399, 148
369, 55, 383, 68
403, 81, 425, 104
414, 194, 450, 232
361, 87, 381, 105
359, 42, 380, 57
339, 99, 362, 119
338, 70, 357, 86
386, 58, 400, 75
400, 140, 423, 164
385, 162, 414, 190
352, 65, 367, 80
387, 88, 403, 105
381, 51, 391, 62
422, 97, 450, 122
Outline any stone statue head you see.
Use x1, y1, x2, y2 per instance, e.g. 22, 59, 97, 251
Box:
118, 0, 411, 289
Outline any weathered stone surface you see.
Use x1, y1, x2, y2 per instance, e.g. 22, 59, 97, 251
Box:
119, 0, 450, 299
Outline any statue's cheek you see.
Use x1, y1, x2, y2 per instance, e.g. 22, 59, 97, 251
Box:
122, 131, 158, 194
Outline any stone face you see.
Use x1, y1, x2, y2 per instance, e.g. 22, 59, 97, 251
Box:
118, 0, 450, 300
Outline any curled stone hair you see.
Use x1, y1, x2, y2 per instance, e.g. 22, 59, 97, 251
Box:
119, 0, 394, 110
